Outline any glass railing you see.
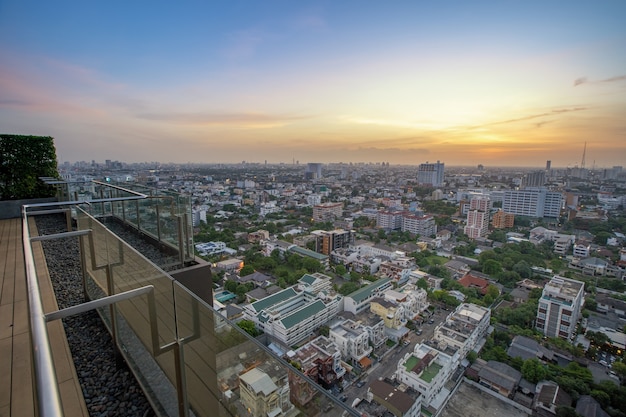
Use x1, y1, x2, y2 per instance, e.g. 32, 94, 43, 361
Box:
47, 179, 194, 268
71, 206, 359, 417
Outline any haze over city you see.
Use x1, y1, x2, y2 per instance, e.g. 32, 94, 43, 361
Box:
1, 1, 625, 167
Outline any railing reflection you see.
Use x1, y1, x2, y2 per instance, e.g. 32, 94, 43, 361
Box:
74, 207, 358, 417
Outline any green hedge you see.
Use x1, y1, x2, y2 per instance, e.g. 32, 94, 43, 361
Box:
0, 134, 58, 200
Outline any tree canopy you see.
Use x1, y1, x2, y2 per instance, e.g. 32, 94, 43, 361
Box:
0, 135, 58, 200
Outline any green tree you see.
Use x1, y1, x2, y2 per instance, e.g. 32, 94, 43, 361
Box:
483, 259, 503, 276
237, 319, 260, 337
522, 358, 547, 383
611, 361, 626, 383
224, 280, 238, 293
239, 265, 255, 276
0, 135, 58, 200
334, 264, 347, 276
417, 278, 429, 290
338, 282, 360, 296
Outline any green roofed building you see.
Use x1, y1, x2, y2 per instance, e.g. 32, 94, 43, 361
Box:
344, 278, 392, 315
243, 276, 342, 348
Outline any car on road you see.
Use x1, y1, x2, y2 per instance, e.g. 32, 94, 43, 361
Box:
416, 329, 423, 335
428, 319, 434, 324
356, 381, 365, 388
339, 395, 348, 402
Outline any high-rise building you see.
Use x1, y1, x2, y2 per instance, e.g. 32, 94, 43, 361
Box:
314, 229, 355, 255
464, 210, 489, 239
401, 213, 437, 237
469, 195, 491, 212
522, 171, 546, 188
417, 161, 444, 187
502, 188, 563, 218
536, 276, 584, 340
305, 163, 323, 180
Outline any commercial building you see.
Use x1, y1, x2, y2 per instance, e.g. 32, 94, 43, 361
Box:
536, 276, 585, 339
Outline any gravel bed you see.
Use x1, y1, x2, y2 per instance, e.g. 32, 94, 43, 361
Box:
36, 214, 156, 417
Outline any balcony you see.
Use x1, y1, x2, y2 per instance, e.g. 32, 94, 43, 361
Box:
9, 180, 359, 417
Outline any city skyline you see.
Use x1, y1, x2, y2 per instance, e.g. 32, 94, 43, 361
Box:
1, 1, 625, 167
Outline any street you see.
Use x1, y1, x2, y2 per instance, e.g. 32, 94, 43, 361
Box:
342, 306, 449, 404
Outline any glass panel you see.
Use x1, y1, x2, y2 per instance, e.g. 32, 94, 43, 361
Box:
173, 282, 359, 417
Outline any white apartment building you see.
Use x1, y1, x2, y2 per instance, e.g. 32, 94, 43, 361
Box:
384, 286, 429, 321
402, 213, 437, 237
503, 188, 563, 218
377, 210, 404, 230
395, 343, 457, 408
343, 278, 393, 315
573, 242, 591, 258
243, 285, 342, 347
536, 276, 585, 339
433, 303, 491, 358
329, 319, 372, 363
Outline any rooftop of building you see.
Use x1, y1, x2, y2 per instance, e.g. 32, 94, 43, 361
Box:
280, 299, 327, 329
369, 380, 417, 414
249, 287, 298, 313
543, 276, 584, 300
346, 278, 392, 303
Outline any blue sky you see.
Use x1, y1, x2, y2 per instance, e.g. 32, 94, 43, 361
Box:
1, 1, 625, 167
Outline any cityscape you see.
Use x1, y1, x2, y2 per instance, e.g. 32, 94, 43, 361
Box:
51, 156, 626, 417
1, 1, 626, 416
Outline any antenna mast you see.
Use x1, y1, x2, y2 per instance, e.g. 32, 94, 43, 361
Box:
580, 142, 587, 170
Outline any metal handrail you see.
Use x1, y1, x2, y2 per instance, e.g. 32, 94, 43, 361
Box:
21, 194, 148, 417
22, 206, 64, 417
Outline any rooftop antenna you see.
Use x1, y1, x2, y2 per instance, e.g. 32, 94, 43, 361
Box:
580, 142, 587, 170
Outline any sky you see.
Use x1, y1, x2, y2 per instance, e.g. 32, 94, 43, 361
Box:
1, 1, 625, 168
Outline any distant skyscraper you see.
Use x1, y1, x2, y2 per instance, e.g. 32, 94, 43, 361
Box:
546, 160, 551, 171
522, 171, 546, 188
417, 161, 444, 187
305, 163, 323, 180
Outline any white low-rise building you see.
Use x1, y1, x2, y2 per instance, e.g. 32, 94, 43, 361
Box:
329, 319, 372, 363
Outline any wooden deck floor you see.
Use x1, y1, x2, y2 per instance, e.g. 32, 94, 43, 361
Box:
0, 218, 88, 417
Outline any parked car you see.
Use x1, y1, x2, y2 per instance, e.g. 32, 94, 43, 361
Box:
416, 329, 423, 335
356, 381, 365, 388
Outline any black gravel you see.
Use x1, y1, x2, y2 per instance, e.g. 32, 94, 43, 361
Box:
36, 214, 156, 417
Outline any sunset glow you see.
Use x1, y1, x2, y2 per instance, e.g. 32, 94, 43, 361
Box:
1, 1, 625, 167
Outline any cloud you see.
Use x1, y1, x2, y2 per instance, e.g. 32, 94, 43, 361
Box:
467, 107, 588, 129
135, 111, 309, 128
574, 75, 626, 86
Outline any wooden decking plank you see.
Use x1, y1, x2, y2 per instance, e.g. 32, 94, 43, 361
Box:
10, 331, 34, 417
0, 303, 14, 341
0, 336, 13, 410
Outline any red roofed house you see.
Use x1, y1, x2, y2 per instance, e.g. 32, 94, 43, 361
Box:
458, 272, 492, 295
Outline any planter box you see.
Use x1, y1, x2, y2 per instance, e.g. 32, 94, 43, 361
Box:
0, 198, 57, 219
